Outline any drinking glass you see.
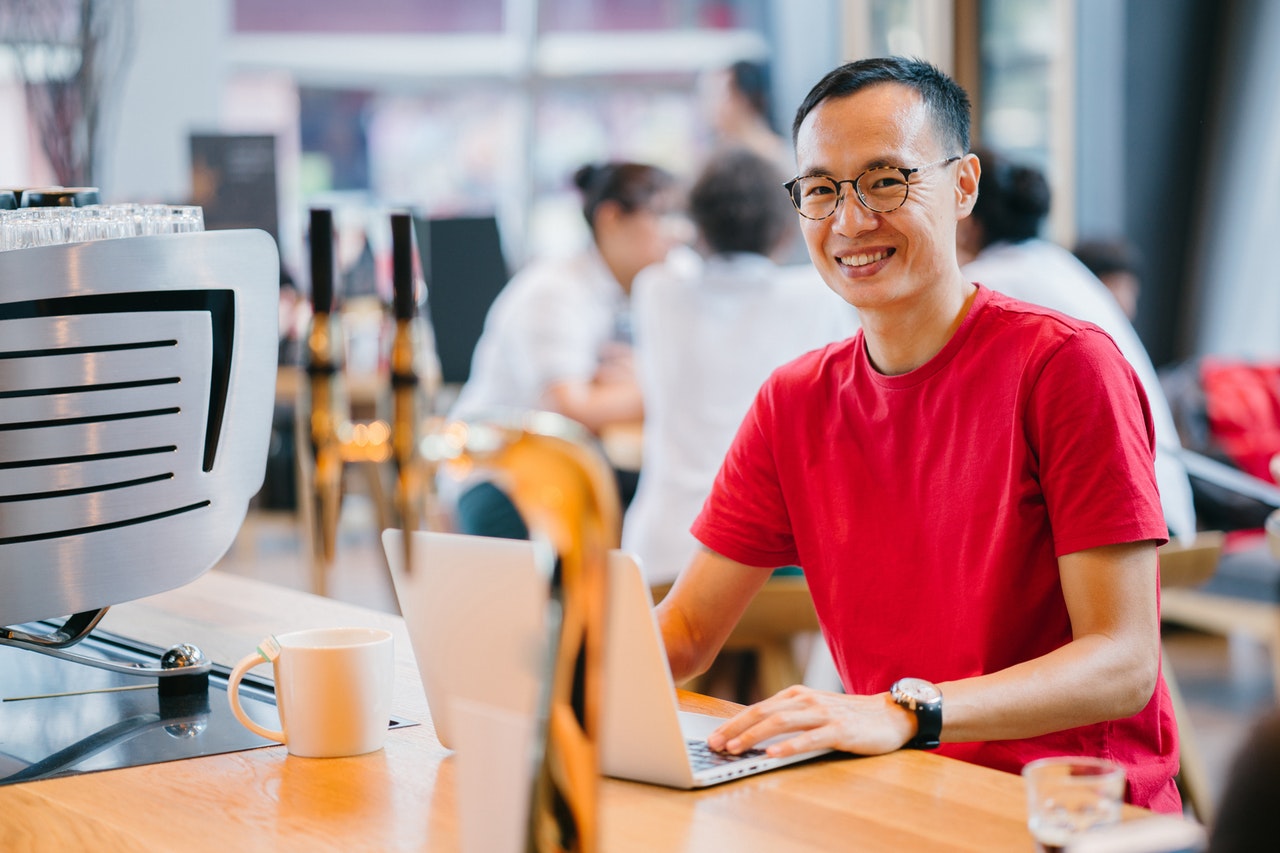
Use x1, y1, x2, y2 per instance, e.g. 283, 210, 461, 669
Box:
70, 206, 136, 242
1023, 756, 1126, 852
139, 204, 206, 235
1, 208, 69, 250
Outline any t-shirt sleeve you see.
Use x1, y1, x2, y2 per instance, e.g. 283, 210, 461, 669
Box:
1028, 327, 1169, 556
690, 377, 801, 568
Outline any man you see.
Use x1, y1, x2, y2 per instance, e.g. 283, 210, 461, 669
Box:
655, 57, 1180, 811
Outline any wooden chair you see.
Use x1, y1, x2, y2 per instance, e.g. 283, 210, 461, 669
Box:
1158, 531, 1227, 824
1160, 534, 1280, 696
651, 576, 821, 703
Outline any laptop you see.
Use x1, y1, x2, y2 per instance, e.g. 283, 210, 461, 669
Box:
381, 529, 831, 788
380, 528, 552, 750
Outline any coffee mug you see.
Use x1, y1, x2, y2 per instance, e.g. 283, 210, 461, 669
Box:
227, 626, 394, 758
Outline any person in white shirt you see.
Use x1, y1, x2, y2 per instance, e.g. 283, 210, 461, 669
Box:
448, 161, 685, 536
623, 148, 860, 585
956, 147, 1196, 542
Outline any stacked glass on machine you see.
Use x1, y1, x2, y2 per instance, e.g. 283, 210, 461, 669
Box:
0, 186, 204, 251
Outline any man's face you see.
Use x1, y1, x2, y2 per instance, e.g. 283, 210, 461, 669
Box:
793, 83, 974, 311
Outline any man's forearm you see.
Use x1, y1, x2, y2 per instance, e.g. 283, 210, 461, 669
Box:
656, 600, 709, 684
656, 549, 775, 684
939, 542, 1162, 743
935, 631, 1160, 744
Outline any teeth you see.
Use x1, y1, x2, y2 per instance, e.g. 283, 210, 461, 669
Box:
840, 251, 887, 267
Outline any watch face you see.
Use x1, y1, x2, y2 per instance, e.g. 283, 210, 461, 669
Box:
897, 677, 942, 704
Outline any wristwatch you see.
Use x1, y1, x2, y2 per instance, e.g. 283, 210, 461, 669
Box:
890, 677, 943, 750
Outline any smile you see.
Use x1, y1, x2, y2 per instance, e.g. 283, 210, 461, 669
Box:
838, 250, 891, 268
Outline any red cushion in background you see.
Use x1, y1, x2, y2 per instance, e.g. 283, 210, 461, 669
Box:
1201, 358, 1280, 484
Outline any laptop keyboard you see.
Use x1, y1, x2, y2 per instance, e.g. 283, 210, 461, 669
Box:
686, 739, 768, 772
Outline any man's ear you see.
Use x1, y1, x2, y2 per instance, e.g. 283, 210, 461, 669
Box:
955, 152, 981, 216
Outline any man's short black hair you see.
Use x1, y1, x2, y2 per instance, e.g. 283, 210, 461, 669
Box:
792, 56, 971, 158
690, 147, 793, 257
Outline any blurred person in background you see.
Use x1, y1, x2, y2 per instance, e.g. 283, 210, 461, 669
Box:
699, 59, 806, 264
623, 147, 859, 587
447, 160, 686, 536
700, 59, 792, 172
1073, 236, 1145, 322
957, 146, 1196, 543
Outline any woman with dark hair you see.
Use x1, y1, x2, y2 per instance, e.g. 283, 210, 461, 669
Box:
447, 160, 687, 536
958, 146, 1197, 545
452, 160, 682, 433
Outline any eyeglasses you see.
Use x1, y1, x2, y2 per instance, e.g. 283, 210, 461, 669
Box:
784, 156, 962, 220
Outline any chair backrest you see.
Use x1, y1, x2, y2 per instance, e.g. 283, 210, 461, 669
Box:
650, 576, 820, 643
0, 230, 279, 625
413, 215, 509, 385
1158, 531, 1225, 590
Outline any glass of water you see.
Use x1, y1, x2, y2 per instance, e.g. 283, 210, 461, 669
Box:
1023, 756, 1126, 852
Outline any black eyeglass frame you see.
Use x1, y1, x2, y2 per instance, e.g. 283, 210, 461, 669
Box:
784, 155, 963, 220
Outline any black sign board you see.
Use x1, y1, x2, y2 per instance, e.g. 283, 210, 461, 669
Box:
190, 134, 279, 241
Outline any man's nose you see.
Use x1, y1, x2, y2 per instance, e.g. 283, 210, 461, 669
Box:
830, 185, 879, 233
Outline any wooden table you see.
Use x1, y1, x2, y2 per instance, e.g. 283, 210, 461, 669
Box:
2, 571, 1108, 852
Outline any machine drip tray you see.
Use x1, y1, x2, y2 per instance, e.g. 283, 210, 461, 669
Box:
0, 626, 416, 786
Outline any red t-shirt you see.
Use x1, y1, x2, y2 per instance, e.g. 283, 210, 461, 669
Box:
693, 285, 1180, 811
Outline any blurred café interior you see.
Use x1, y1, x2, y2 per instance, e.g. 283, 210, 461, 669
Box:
2, 0, 1279, 848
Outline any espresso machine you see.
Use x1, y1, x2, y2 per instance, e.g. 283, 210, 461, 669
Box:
0, 225, 294, 783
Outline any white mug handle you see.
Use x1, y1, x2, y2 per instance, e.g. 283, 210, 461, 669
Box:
227, 636, 285, 744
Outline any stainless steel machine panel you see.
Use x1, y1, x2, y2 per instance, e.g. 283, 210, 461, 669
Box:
0, 230, 279, 624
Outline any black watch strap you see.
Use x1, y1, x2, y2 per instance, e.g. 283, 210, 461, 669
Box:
904, 702, 942, 750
